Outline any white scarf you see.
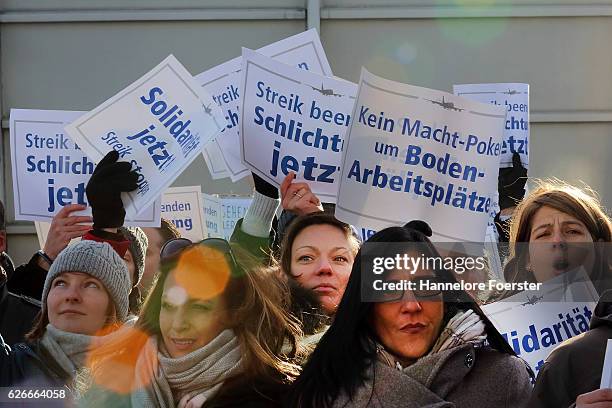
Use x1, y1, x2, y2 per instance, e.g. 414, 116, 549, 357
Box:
377, 309, 487, 371
132, 329, 243, 408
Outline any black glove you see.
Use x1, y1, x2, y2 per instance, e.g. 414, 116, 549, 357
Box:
252, 172, 279, 199
86, 151, 138, 229
498, 152, 527, 210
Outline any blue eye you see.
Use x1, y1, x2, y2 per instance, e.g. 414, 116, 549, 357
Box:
298, 255, 313, 262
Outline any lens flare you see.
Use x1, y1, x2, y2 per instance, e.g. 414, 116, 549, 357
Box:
173, 245, 231, 300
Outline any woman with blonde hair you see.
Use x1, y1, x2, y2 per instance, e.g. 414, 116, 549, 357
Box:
503, 179, 612, 294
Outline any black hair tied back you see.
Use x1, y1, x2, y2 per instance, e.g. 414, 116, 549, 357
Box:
403, 220, 433, 237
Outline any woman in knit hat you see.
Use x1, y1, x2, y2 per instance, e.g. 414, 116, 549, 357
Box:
0, 240, 132, 393
119, 226, 149, 314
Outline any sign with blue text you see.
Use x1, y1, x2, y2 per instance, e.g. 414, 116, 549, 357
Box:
161, 186, 205, 242
221, 196, 253, 239
482, 270, 599, 376
196, 29, 334, 181
10, 109, 160, 225
201, 194, 253, 240
201, 193, 224, 238
335, 69, 505, 241
240, 48, 357, 203
64, 55, 224, 218
453, 83, 529, 168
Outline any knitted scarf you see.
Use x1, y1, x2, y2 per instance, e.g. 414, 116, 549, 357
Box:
39, 324, 97, 377
40, 319, 137, 378
132, 329, 243, 408
377, 309, 487, 371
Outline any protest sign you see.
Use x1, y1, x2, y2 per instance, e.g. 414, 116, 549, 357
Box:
196, 29, 334, 181
221, 196, 253, 239
240, 49, 356, 203
602, 340, 612, 389
482, 270, 599, 376
64, 55, 224, 218
335, 69, 505, 241
202, 193, 224, 238
453, 83, 529, 168
201, 194, 253, 239
161, 186, 206, 242
10, 109, 161, 225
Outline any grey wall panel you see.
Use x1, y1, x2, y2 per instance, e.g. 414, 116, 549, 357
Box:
324, 0, 612, 6
321, 17, 612, 113
528, 122, 612, 207
1, 21, 304, 116
1, 0, 304, 11
5, 234, 40, 266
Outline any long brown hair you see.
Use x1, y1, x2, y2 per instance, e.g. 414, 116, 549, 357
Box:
85, 241, 303, 396
504, 179, 612, 285
139, 243, 303, 380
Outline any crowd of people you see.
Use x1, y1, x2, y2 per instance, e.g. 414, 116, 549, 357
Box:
0, 150, 610, 407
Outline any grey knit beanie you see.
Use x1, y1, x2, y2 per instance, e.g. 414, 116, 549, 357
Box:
119, 226, 148, 287
42, 240, 131, 321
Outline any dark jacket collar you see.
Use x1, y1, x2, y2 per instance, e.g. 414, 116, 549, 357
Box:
591, 289, 612, 330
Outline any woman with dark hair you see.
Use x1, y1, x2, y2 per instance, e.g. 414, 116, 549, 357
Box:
288, 221, 533, 408
503, 180, 612, 296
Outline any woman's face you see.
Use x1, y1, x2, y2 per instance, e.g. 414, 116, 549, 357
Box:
123, 249, 137, 287
290, 224, 355, 314
159, 268, 225, 358
371, 267, 444, 366
528, 206, 595, 282
47, 272, 113, 335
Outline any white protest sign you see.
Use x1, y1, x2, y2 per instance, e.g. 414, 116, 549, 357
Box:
64, 55, 224, 218
10, 109, 161, 226
482, 270, 599, 376
602, 340, 612, 389
196, 29, 334, 181
221, 196, 253, 240
241, 49, 356, 203
334, 69, 504, 241
161, 186, 206, 242
453, 83, 529, 168
202, 193, 224, 238
202, 142, 230, 180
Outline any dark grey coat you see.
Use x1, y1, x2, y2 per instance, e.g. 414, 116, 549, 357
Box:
333, 344, 533, 408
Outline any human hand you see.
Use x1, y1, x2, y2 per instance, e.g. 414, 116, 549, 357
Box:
576, 389, 612, 408
86, 150, 138, 228
44, 204, 92, 260
280, 172, 323, 216
498, 152, 527, 210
